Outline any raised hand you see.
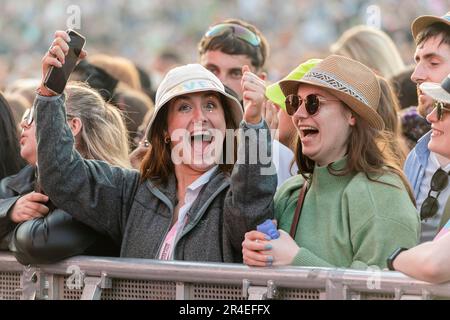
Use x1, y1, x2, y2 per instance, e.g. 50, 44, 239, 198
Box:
241, 65, 266, 124
39, 30, 87, 96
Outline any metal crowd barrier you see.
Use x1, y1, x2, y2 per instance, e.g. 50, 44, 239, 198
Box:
0, 252, 449, 300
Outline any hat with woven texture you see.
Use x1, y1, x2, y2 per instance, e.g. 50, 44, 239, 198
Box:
279, 54, 384, 130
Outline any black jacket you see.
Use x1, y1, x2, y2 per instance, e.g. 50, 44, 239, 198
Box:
0, 165, 118, 264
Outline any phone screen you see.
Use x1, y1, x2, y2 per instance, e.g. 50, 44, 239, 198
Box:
44, 30, 86, 94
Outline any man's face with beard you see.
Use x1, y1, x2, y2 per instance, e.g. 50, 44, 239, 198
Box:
411, 34, 450, 117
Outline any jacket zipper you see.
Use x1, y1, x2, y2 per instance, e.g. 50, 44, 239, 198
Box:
147, 183, 175, 259
171, 181, 230, 259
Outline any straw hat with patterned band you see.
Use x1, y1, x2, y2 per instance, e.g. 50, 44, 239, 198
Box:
411, 11, 450, 40
145, 64, 243, 140
279, 54, 385, 130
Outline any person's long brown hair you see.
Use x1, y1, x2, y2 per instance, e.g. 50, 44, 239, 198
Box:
140, 94, 237, 186
376, 75, 409, 165
294, 111, 415, 204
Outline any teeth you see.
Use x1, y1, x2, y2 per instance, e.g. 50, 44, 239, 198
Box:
191, 132, 212, 142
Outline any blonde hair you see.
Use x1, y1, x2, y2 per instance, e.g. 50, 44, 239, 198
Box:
330, 25, 405, 78
89, 54, 141, 91
65, 82, 131, 168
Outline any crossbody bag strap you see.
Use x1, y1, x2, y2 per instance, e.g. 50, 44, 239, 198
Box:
289, 180, 308, 238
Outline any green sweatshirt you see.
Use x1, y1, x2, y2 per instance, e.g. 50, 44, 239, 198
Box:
275, 158, 420, 269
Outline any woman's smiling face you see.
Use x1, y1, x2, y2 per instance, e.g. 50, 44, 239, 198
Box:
167, 91, 227, 172
291, 84, 356, 166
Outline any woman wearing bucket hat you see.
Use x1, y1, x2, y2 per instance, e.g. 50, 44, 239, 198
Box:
243, 55, 420, 269
30, 31, 276, 263
388, 76, 450, 283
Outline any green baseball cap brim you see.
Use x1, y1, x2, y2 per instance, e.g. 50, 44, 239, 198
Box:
265, 58, 322, 111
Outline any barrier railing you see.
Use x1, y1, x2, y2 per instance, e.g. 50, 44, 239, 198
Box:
0, 252, 449, 300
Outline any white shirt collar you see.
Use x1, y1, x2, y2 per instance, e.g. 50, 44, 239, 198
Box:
187, 165, 219, 192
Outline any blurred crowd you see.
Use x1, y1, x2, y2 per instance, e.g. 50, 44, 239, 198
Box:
0, 0, 447, 89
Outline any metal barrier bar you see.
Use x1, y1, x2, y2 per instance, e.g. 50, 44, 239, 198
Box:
1, 252, 449, 300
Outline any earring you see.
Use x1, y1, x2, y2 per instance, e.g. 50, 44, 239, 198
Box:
164, 136, 171, 144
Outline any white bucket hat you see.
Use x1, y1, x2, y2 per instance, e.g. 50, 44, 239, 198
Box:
145, 64, 243, 140
420, 74, 450, 104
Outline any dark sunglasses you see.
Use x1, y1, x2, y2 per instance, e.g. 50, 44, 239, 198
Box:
420, 168, 450, 220
204, 23, 261, 47
22, 105, 35, 127
433, 101, 450, 121
284, 94, 340, 116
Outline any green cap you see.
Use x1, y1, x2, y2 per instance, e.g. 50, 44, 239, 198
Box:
265, 58, 322, 111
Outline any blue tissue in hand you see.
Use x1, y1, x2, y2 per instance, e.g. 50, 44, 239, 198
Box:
257, 219, 279, 239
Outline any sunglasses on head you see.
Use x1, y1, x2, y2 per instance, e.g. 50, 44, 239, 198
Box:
284, 94, 340, 116
433, 101, 450, 121
204, 23, 261, 47
420, 168, 450, 220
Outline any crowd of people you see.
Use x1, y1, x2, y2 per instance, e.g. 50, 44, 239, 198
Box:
1, 6, 450, 288
0, 0, 446, 88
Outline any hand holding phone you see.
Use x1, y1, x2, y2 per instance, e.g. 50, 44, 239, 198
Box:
41, 30, 87, 95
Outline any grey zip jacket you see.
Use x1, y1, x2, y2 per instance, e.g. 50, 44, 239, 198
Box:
35, 95, 277, 262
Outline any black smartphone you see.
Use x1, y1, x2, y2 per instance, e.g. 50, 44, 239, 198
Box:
43, 29, 86, 95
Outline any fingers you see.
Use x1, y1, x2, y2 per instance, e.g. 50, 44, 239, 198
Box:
79, 49, 88, 60
242, 65, 251, 75
49, 45, 66, 65
10, 203, 47, 223
242, 80, 264, 93
42, 55, 62, 68
21, 208, 47, 220
46, 31, 87, 69
243, 91, 265, 105
25, 202, 50, 215
26, 192, 49, 203
54, 30, 71, 43
242, 247, 273, 267
243, 238, 270, 251
52, 37, 70, 55
245, 230, 270, 241
241, 72, 265, 108
241, 73, 265, 89
11, 211, 44, 223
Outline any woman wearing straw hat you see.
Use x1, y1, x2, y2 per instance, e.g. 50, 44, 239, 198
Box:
243, 55, 420, 269
31, 31, 276, 262
388, 75, 450, 283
